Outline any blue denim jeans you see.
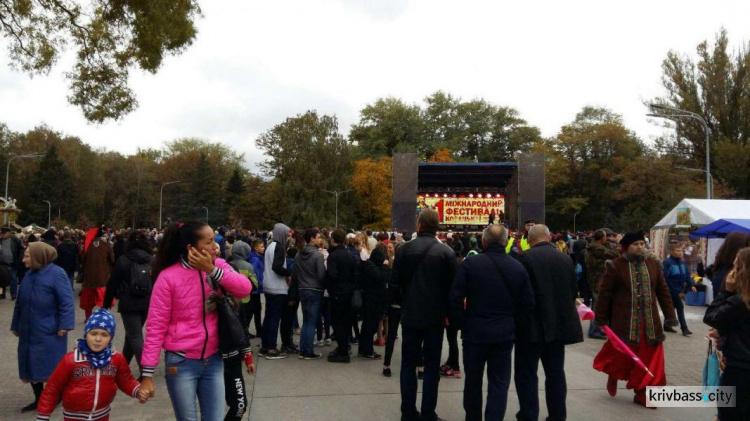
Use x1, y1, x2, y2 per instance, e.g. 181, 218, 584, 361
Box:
164, 352, 225, 421
299, 289, 323, 355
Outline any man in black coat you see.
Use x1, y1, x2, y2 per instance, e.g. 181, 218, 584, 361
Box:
515, 224, 584, 421
325, 228, 358, 363
391, 209, 457, 421
450, 224, 534, 421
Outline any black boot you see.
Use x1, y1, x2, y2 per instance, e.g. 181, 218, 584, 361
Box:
22, 382, 43, 412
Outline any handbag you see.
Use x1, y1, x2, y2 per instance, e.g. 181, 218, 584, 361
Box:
205, 272, 250, 354
702, 340, 721, 392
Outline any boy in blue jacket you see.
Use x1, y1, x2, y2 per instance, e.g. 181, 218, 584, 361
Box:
662, 242, 697, 336
246, 240, 265, 338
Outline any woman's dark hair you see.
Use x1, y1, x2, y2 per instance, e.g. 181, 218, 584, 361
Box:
152, 221, 209, 283
125, 231, 154, 254
714, 232, 750, 269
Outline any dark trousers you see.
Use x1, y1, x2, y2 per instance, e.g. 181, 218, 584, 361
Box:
719, 365, 750, 421
317, 296, 332, 341
400, 325, 444, 421
384, 306, 402, 367
262, 294, 286, 350
331, 293, 353, 354
281, 299, 297, 347
463, 341, 513, 421
222, 355, 247, 421
445, 323, 460, 371
120, 310, 147, 371
244, 294, 263, 337
514, 340, 567, 421
669, 291, 688, 330
358, 297, 383, 356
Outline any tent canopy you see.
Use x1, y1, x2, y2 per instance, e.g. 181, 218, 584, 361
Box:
652, 199, 750, 229
690, 219, 750, 239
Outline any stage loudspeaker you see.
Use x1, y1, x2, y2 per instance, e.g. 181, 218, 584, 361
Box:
391, 153, 418, 232
517, 153, 545, 226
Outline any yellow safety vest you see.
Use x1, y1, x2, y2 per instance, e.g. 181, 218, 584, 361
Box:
505, 238, 515, 254
520, 237, 530, 252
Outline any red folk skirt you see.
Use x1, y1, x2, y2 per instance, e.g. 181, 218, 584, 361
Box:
79, 287, 108, 311
593, 320, 667, 391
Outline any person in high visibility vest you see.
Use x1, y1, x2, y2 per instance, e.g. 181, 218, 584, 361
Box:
519, 219, 535, 252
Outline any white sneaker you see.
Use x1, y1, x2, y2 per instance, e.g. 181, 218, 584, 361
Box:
315, 340, 324, 347
324, 339, 332, 346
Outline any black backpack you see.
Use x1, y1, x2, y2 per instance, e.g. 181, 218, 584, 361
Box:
128, 260, 152, 297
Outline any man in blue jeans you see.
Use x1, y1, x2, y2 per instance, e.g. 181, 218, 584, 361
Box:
292, 228, 326, 359
391, 209, 457, 421
663, 242, 696, 336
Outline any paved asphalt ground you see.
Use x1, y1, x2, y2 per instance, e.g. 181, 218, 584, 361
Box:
0, 285, 716, 420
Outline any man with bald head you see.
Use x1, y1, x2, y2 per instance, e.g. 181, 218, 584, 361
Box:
514, 224, 583, 421
450, 224, 534, 420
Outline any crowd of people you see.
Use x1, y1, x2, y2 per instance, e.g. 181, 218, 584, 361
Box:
2, 211, 750, 420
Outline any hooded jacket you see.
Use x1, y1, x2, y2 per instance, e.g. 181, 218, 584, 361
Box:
584, 241, 621, 294
293, 244, 326, 291
248, 250, 264, 294
103, 248, 154, 314
229, 241, 258, 292
263, 223, 291, 295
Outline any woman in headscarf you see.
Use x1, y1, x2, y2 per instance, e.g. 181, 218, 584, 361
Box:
11, 242, 75, 412
592, 232, 678, 407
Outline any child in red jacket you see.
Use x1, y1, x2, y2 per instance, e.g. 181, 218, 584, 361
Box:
36, 309, 145, 421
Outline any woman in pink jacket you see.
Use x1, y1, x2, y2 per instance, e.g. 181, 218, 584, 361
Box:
138, 221, 252, 420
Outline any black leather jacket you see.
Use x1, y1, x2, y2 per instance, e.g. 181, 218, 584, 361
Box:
704, 291, 750, 369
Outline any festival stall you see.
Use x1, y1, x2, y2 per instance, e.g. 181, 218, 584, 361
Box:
652, 199, 750, 305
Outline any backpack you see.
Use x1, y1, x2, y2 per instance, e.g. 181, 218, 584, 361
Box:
128, 260, 152, 297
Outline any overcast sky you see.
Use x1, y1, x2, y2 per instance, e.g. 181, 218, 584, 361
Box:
1, 0, 749, 171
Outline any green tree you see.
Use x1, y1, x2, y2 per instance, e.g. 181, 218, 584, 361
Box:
349, 97, 425, 157
0, 1, 201, 122
256, 111, 355, 227
23, 145, 74, 226
652, 28, 750, 197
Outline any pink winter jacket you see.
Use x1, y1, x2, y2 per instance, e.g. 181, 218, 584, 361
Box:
140, 258, 252, 376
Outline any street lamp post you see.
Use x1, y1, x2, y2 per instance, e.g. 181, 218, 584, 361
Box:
159, 181, 181, 230
648, 105, 711, 199
3, 153, 43, 224
573, 211, 580, 233
323, 189, 352, 228
202, 206, 208, 223
676, 166, 715, 196
42, 200, 51, 228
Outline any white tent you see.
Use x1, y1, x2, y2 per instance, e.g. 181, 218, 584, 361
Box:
653, 199, 750, 229
651, 198, 750, 268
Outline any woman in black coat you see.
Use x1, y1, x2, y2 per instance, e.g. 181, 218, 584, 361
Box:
357, 245, 389, 359
103, 231, 154, 371
704, 247, 750, 421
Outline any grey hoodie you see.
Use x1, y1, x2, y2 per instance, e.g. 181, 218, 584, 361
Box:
292, 244, 326, 291
264, 223, 291, 295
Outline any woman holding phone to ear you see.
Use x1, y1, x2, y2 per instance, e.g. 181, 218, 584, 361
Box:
139, 221, 252, 420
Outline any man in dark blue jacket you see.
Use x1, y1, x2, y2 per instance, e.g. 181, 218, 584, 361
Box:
663, 242, 696, 336
391, 209, 457, 421
450, 224, 534, 421
514, 224, 583, 421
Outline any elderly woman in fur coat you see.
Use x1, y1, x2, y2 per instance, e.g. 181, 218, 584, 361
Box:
592, 232, 678, 408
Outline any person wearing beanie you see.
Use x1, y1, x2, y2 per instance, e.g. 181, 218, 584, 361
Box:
592, 231, 678, 408
36, 309, 143, 421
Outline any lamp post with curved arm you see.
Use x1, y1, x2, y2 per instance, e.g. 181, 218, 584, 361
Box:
3, 153, 43, 224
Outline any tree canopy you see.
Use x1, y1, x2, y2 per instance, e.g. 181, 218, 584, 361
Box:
0, 0, 200, 122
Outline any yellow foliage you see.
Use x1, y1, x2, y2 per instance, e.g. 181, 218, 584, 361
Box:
428, 148, 455, 163
351, 157, 393, 229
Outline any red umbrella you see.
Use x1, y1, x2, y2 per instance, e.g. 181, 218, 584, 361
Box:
84, 227, 99, 253
601, 325, 655, 378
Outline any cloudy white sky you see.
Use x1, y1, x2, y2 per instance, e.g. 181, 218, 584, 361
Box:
1, 0, 749, 171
